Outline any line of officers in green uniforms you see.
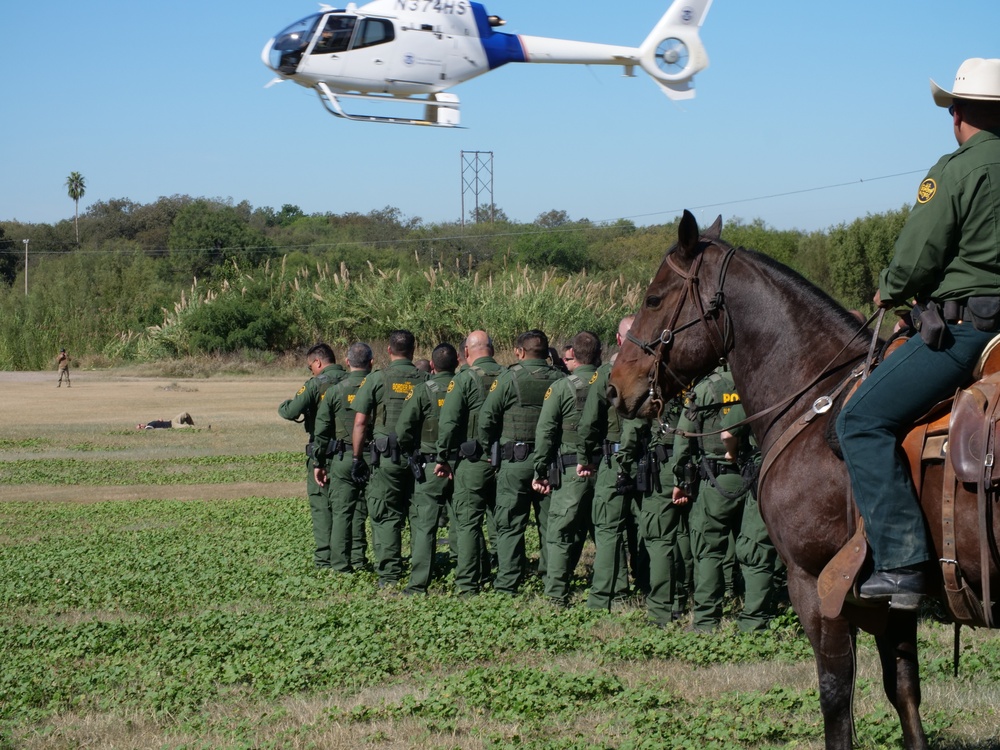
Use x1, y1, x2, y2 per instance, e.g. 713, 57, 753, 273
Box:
279, 320, 784, 632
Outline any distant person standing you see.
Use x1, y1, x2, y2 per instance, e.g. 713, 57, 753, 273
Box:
56, 349, 71, 388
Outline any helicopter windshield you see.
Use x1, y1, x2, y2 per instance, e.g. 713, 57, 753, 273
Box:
268, 14, 322, 72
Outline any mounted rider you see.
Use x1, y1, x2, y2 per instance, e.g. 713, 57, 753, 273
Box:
836, 58, 1000, 609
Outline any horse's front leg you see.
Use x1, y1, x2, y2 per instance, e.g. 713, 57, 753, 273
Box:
874, 610, 927, 749
788, 566, 857, 750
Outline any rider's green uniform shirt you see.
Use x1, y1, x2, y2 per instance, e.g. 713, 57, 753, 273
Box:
278, 363, 347, 440
880, 129, 1000, 304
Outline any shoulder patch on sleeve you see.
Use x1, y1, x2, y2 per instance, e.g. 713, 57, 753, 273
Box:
447, 380, 455, 393
589, 372, 599, 385
544, 387, 553, 400
917, 178, 936, 204
359, 377, 367, 387
489, 380, 498, 392
296, 385, 307, 396
404, 389, 414, 401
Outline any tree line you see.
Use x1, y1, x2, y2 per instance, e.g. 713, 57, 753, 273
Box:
0, 195, 910, 370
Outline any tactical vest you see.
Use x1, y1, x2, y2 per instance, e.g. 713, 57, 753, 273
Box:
502, 363, 564, 443
559, 371, 596, 450
691, 371, 739, 458
305, 371, 339, 437
332, 375, 366, 443
418, 379, 447, 452
376, 365, 427, 436
465, 363, 502, 441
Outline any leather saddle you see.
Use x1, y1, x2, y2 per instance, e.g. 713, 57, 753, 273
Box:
818, 334, 1000, 627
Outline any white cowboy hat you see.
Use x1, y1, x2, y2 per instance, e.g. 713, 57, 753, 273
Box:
931, 58, 1000, 107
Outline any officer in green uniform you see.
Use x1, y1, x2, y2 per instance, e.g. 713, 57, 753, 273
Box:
434, 331, 504, 595
396, 342, 458, 594
718, 400, 783, 631
479, 330, 565, 595
577, 374, 631, 610
671, 366, 757, 631
837, 58, 1000, 608
278, 343, 347, 569
532, 331, 602, 607
350, 330, 428, 588
312, 342, 373, 573
635, 392, 692, 627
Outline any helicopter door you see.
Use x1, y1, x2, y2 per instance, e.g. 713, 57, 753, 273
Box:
341, 18, 398, 89
296, 14, 358, 82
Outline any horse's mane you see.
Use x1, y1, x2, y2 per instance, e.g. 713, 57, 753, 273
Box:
729, 243, 863, 336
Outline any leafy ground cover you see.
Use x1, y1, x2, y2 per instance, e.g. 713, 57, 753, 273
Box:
1, 373, 998, 749
2, 491, 999, 749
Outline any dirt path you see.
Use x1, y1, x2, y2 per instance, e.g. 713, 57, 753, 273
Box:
0, 369, 304, 428
0, 370, 312, 504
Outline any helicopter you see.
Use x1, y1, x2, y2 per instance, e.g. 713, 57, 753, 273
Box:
261, 0, 712, 127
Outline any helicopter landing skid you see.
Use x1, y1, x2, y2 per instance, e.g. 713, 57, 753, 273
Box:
315, 83, 462, 128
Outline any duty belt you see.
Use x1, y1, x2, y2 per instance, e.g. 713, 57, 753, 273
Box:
704, 459, 740, 476
422, 450, 459, 464
559, 452, 604, 469
501, 441, 534, 462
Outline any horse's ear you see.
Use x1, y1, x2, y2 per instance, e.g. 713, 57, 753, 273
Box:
704, 215, 723, 240
677, 209, 701, 260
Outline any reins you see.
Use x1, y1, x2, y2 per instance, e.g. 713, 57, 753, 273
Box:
630, 242, 884, 444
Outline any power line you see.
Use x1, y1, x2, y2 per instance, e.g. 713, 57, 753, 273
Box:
620, 169, 928, 222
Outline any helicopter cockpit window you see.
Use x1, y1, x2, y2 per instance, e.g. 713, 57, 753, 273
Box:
353, 19, 395, 50
270, 13, 322, 72
312, 16, 357, 55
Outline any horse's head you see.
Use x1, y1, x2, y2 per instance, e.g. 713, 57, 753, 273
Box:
610, 209, 733, 419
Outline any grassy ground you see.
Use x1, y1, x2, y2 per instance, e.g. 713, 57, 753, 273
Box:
1, 369, 999, 749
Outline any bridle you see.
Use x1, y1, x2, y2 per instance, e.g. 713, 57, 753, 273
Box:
625, 242, 736, 418
624, 239, 882, 449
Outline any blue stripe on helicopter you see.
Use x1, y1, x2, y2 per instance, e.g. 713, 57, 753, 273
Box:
470, 2, 526, 69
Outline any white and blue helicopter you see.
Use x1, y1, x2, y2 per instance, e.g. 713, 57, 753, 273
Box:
261, 0, 712, 127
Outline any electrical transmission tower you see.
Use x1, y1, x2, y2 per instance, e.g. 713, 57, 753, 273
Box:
460, 150, 494, 227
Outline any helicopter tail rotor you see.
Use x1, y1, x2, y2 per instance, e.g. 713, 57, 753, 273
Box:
638, 0, 712, 100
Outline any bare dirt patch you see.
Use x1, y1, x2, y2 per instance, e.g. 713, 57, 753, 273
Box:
0, 370, 312, 504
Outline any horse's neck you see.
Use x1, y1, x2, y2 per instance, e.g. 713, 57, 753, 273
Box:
722, 255, 867, 440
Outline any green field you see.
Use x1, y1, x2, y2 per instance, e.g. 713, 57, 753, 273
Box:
1, 374, 999, 749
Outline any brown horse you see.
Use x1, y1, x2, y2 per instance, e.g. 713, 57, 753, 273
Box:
609, 210, 1000, 750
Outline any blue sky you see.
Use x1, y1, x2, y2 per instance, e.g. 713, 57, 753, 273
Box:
2, 1, 998, 232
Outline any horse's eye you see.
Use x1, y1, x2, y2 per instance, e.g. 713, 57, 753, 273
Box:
645, 294, 661, 308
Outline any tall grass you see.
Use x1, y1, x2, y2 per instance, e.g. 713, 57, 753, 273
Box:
128, 257, 645, 359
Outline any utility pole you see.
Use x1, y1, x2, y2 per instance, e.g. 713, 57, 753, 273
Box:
22, 239, 28, 295
460, 150, 494, 228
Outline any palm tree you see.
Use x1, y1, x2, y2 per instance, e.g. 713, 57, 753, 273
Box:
65, 172, 86, 244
